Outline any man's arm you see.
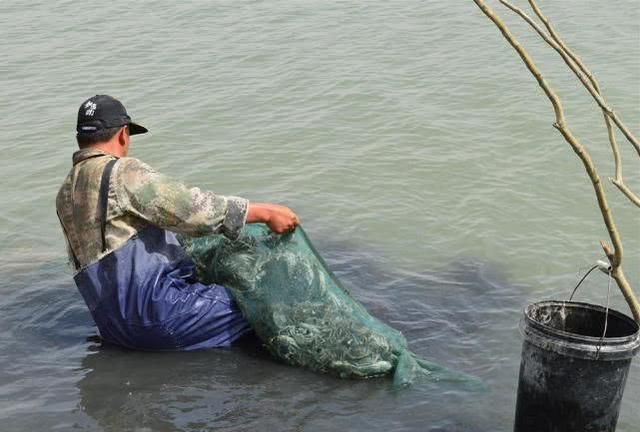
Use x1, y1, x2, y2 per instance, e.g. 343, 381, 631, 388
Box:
113, 158, 298, 238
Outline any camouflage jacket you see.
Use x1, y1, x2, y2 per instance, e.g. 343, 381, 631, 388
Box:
56, 148, 248, 271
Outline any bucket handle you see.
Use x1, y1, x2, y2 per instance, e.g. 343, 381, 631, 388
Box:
567, 261, 613, 358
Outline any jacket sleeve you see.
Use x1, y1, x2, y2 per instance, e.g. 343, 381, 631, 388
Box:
112, 157, 248, 239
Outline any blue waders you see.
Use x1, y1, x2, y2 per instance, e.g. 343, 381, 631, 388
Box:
64, 159, 251, 350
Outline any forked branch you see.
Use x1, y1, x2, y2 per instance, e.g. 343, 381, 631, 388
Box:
472, 0, 640, 321
526, 0, 640, 158
498, 0, 640, 207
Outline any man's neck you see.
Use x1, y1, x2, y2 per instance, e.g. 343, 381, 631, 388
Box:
82, 141, 127, 158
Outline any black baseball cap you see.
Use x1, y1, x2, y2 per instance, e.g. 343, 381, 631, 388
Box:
76, 95, 148, 136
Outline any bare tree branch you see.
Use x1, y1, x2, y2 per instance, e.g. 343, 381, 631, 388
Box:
498, 0, 640, 207
473, 0, 640, 321
494, 1, 640, 158
611, 179, 640, 207
526, 0, 640, 158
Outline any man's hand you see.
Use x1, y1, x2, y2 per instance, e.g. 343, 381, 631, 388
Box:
246, 202, 300, 234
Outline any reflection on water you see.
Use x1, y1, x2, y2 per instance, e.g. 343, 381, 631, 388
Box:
78, 336, 269, 432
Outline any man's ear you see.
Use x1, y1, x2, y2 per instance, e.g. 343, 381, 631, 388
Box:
117, 126, 128, 147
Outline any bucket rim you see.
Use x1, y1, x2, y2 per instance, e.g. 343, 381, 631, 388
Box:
525, 300, 640, 343
521, 300, 640, 360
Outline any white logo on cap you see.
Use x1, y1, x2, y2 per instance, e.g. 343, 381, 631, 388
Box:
84, 101, 97, 116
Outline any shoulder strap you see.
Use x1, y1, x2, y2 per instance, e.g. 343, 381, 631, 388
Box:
56, 210, 81, 270
98, 159, 118, 253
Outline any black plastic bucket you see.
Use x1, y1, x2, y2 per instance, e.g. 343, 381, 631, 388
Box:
514, 301, 640, 432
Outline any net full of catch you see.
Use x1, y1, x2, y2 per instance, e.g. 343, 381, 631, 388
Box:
179, 225, 481, 387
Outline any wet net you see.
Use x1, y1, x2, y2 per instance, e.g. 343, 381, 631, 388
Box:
179, 225, 475, 386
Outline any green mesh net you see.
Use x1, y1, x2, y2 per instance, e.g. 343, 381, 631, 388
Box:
179, 225, 478, 387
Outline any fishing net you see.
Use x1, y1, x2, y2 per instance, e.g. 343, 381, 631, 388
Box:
179, 224, 474, 386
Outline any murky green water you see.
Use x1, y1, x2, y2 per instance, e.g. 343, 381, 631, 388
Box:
1, 1, 638, 431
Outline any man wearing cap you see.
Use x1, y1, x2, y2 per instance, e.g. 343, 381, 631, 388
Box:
56, 95, 299, 350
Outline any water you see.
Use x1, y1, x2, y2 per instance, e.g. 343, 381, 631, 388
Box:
1, 1, 638, 430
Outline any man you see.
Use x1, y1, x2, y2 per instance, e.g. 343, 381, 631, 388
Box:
57, 95, 299, 350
